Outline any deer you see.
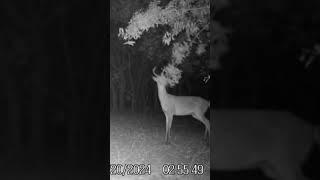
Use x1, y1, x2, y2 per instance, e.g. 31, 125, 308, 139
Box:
211, 109, 320, 180
152, 67, 210, 144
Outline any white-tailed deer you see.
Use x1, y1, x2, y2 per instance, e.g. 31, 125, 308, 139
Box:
212, 109, 320, 180
152, 67, 210, 144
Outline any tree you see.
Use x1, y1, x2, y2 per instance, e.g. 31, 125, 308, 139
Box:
117, 0, 231, 86
118, 0, 224, 86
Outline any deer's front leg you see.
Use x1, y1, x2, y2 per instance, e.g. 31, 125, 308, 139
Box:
167, 114, 173, 142
164, 112, 170, 144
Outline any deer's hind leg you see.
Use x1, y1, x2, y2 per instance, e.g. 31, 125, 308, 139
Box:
192, 113, 210, 140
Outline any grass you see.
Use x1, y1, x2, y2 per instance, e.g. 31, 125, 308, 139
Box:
110, 112, 210, 180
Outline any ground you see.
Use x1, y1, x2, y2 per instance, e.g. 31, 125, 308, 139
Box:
110, 112, 210, 180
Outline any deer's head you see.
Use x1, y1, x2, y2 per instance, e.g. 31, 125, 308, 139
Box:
152, 67, 169, 87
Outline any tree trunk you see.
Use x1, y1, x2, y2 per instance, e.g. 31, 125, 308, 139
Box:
110, 82, 118, 112
128, 54, 135, 112
153, 87, 158, 111
119, 72, 126, 111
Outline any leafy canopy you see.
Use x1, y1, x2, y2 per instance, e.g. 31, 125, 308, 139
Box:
118, 0, 210, 86
118, 0, 230, 86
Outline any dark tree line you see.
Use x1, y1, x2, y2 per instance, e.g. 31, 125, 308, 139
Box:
213, 0, 320, 120
1, 0, 106, 173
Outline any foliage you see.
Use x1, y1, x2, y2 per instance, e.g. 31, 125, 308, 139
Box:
118, 0, 210, 86
118, 0, 209, 45
162, 63, 182, 86
118, 0, 230, 86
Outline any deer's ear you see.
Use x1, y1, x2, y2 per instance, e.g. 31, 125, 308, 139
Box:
152, 76, 157, 81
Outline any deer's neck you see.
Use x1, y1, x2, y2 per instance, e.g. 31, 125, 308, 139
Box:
156, 85, 169, 107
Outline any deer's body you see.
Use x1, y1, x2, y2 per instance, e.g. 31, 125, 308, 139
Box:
212, 109, 320, 180
157, 86, 209, 116
152, 67, 210, 144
